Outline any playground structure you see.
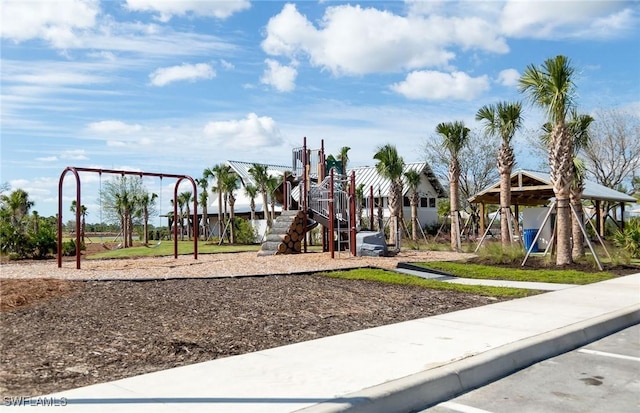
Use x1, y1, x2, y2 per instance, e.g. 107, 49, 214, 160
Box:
259, 138, 379, 258
58, 167, 198, 269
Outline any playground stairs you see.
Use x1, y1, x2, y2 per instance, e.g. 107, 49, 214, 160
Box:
258, 210, 316, 256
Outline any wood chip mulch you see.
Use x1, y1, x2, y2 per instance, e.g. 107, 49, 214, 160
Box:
0, 274, 503, 397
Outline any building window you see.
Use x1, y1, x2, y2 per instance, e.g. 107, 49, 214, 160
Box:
420, 197, 428, 208
403, 197, 411, 207
429, 197, 436, 208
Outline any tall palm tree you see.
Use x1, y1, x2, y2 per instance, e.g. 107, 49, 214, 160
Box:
248, 163, 271, 227
519, 55, 578, 265
137, 192, 157, 245
404, 170, 421, 242
338, 146, 351, 174
1, 189, 34, 228
221, 172, 238, 243
178, 191, 193, 241
197, 177, 209, 240
542, 112, 594, 259
244, 184, 258, 221
436, 121, 470, 252
476, 101, 524, 247
355, 183, 365, 229
203, 164, 231, 240
266, 175, 280, 223
70, 200, 88, 244
569, 113, 594, 259
373, 144, 404, 247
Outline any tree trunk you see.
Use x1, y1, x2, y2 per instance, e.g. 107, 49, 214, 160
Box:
449, 160, 461, 252
550, 125, 574, 265
229, 196, 236, 244
262, 190, 271, 227
410, 196, 418, 242
499, 171, 512, 247
387, 181, 399, 246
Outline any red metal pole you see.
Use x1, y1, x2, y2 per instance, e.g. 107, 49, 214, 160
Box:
173, 181, 179, 259
329, 168, 335, 259
302, 137, 308, 253
350, 171, 357, 256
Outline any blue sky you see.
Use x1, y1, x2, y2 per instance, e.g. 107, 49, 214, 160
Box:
1, 0, 639, 222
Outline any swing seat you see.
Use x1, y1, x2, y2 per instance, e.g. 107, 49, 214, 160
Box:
147, 241, 162, 249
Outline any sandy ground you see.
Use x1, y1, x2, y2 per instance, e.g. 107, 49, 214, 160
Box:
0, 250, 472, 280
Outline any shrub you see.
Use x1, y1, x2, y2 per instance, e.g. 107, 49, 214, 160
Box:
29, 224, 57, 259
613, 217, 640, 259
234, 218, 258, 244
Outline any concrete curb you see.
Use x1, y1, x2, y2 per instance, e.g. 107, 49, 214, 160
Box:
297, 303, 640, 413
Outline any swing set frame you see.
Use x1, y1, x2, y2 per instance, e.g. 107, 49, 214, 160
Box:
58, 166, 198, 269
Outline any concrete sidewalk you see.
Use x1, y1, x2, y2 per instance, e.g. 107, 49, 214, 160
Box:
4, 273, 639, 413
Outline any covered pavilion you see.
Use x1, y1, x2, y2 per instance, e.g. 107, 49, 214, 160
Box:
468, 169, 637, 237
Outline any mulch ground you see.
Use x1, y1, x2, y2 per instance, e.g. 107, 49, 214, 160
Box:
0, 275, 504, 397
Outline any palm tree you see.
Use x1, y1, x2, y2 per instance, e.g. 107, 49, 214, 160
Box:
338, 146, 351, 174
244, 184, 259, 221
519, 55, 578, 265
137, 192, 157, 245
476, 101, 524, 247
178, 191, 193, 241
355, 183, 365, 229
404, 170, 421, 242
248, 163, 271, 227
221, 172, 238, 243
542, 112, 594, 259
569, 113, 594, 259
197, 177, 209, 240
70, 200, 88, 244
1, 189, 34, 228
203, 164, 231, 240
373, 144, 404, 247
266, 175, 280, 224
436, 121, 470, 252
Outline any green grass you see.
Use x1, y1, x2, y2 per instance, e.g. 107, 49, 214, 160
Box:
86, 241, 260, 259
413, 261, 617, 285
317, 268, 540, 298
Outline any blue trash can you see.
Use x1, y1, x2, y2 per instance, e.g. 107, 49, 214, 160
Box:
523, 229, 539, 253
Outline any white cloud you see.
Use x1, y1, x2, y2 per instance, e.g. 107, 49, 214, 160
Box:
391, 70, 490, 100
219, 59, 235, 70
203, 113, 283, 149
86, 120, 143, 134
1, 0, 99, 48
496, 68, 520, 87
500, 0, 638, 39
260, 59, 297, 92
262, 3, 507, 76
61, 149, 88, 160
35, 156, 59, 162
149, 63, 215, 86
125, 0, 250, 22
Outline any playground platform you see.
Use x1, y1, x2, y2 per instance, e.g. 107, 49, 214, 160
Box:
3, 273, 639, 413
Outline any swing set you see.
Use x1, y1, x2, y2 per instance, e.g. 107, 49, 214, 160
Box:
58, 167, 198, 269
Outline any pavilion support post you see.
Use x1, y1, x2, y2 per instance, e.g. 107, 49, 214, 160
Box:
479, 203, 486, 236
